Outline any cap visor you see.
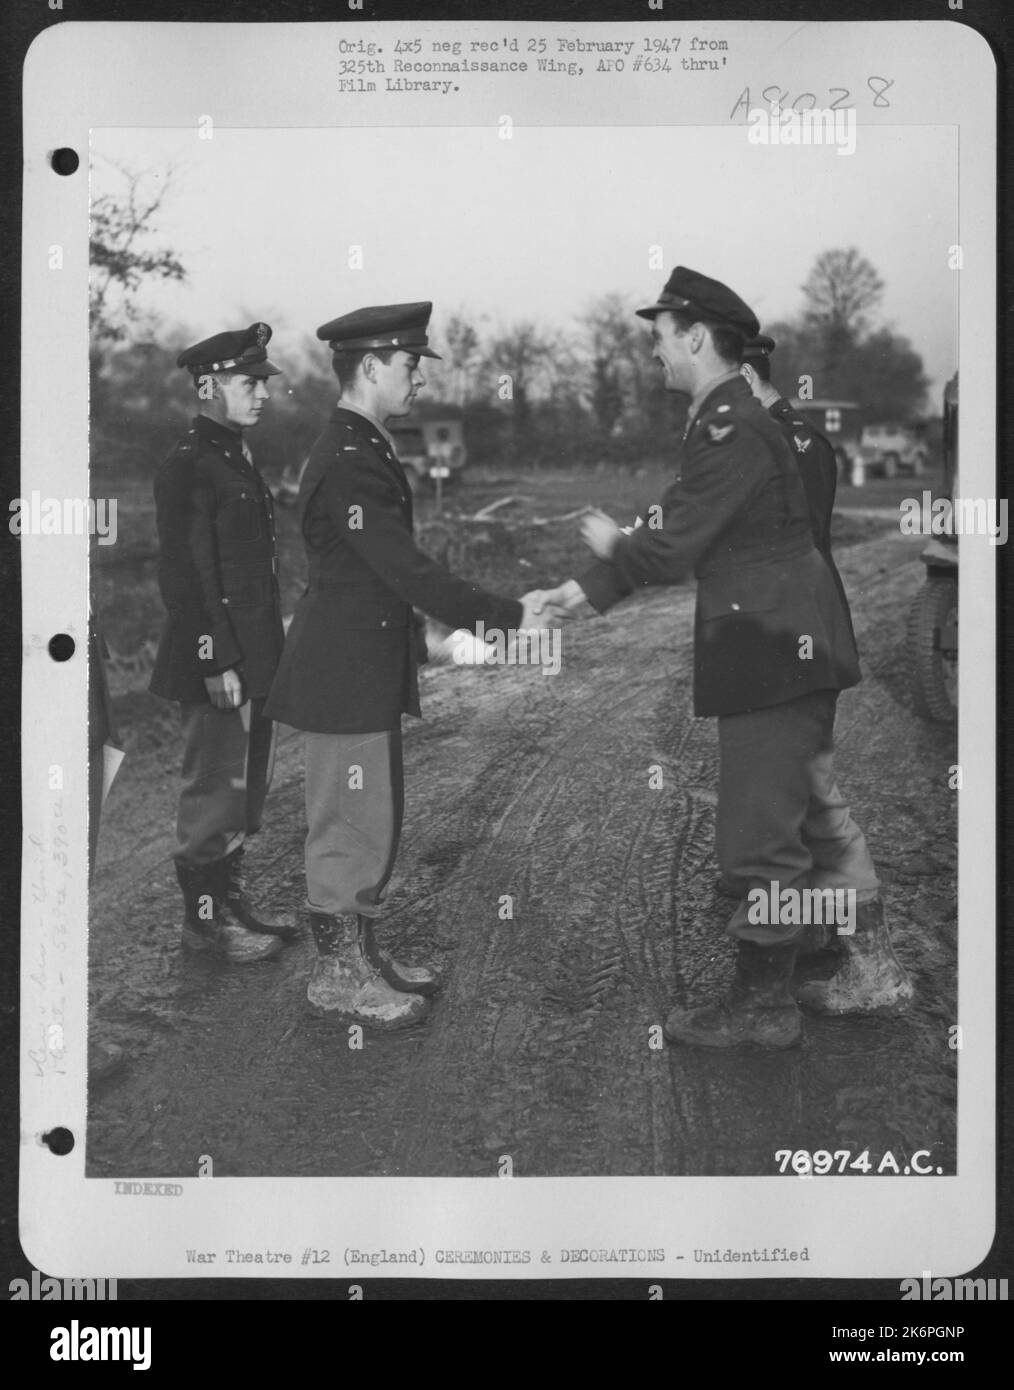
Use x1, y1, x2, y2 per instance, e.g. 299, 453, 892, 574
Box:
417, 346, 442, 359
635, 303, 665, 320
244, 358, 282, 377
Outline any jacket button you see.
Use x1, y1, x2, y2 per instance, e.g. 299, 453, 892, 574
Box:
731, 602, 740, 611
380, 619, 388, 628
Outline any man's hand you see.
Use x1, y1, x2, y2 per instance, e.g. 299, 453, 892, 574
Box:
580, 508, 622, 560
203, 668, 245, 710
519, 590, 573, 630
541, 580, 596, 617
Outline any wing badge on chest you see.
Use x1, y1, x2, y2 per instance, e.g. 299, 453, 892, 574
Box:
706, 422, 737, 444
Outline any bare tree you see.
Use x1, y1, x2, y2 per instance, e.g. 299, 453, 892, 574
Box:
801, 248, 884, 342
579, 294, 656, 435
439, 312, 482, 406
483, 321, 559, 441
90, 162, 186, 345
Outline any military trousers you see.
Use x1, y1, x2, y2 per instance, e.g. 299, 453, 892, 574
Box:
175, 698, 275, 865
716, 688, 880, 946
304, 728, 404, 918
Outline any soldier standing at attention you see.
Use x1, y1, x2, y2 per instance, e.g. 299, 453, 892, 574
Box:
545, 268, 911, 1048
151, 323, 298, 964
265, 302, 565, 1029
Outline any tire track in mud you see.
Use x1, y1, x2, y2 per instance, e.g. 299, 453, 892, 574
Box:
383, 537, 956, 1176
88, 536, 957, 1178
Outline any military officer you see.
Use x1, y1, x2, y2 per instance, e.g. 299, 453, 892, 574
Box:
740, 333, 852, 625
265, 302, 563, 1029
151, 322, 297, 964
546, 268, 911, 1048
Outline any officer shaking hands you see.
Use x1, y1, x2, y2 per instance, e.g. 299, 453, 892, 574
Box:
544, 267, 912, 1049
151, 322, 298, 965
266, 302, 568, 1030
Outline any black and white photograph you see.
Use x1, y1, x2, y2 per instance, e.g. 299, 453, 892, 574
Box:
18, 12, 998, 1286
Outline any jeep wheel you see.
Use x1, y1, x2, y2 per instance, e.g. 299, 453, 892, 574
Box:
907, 575, 958, 722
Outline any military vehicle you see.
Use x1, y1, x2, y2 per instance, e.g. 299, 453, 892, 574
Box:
907, 373, 958, 722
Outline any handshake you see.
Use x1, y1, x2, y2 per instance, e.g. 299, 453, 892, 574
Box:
519, 581, 589, 629
519, 506, 625, 628
425, 506, 625, 662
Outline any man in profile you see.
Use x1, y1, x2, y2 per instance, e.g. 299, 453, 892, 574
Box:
546, 268, 911, 1048
266, 301, 564, 1029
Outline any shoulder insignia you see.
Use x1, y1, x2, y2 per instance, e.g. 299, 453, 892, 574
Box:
793, 434, 812, 453
343, 446, 358, 452
716, 403, 731, 413
706, 422, 736, 444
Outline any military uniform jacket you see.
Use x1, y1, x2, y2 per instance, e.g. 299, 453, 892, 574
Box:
579, 376, 861, 718
264, 406, 524, 735
149, 415, 285, 704
767, 396, 854, 634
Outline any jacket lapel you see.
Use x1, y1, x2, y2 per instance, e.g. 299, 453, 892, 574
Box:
332, 407, 413, 505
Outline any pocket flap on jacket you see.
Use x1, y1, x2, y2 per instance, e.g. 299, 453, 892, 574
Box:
697, 567, 784, 620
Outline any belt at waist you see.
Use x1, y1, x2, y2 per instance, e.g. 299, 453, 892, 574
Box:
697, 538, 819, 578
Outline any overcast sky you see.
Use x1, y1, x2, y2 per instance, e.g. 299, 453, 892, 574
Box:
91, 123, 958, 408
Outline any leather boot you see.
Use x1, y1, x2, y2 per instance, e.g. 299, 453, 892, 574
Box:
664, 940, 802, 1049
219, 846, 300, 940
176, 861, 282, 964
307, 913, 430, 1029
795, 897, 913, 1015
358, 916, 440, 996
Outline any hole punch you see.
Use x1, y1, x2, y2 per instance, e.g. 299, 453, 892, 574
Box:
41, 1127, 75, 1156
48, 633, 75, 662
50, 148, 79, 176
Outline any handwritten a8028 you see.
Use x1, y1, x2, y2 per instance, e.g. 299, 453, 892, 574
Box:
731, 78, 894, 120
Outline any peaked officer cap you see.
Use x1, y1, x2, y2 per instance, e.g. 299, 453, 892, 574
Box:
636, 267, 760, 339
317, 302, 442, 358
176, 322, 281, 377
742, 333, 777, 362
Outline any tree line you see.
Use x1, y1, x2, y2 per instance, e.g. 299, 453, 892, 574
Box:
90, 169, 931, 480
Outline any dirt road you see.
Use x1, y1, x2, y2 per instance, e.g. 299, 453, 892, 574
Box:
88, 530, 956, 1178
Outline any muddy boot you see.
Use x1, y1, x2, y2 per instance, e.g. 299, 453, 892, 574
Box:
785, 917, 845, 994
219, 846, 300, 941
176, 861, 283, 964
307, 913, 430, 1029
795, 897, 913, 1015
358, 916, 440, 996
664, 941, 802, 1049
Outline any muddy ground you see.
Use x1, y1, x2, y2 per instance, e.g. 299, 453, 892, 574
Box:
87, 511, 957, 1179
